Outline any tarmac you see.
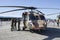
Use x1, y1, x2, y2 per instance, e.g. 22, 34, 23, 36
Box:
0, 21, 60, 40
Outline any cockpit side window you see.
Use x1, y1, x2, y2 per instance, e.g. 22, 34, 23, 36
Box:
40, 15, 45, 20
29, 13, 36, 20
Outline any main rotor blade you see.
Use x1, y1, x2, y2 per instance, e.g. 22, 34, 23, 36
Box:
0, 6, 60, 10
38, 8, 60, 10
35, 10, 45, 15
47, 12, 60, 16
0, 6, 28, 8
0, 9, 26, 14
0, 6, 37, 9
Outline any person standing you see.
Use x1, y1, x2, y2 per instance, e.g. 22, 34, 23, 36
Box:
17, 18, 21, 31
57, 19, 59, 27
22, 12, 29, 30
11, 18, 17, 31
14, 18, 17, 30
11, 18, 14, 31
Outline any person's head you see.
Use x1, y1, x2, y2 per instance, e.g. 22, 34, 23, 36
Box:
23, 12, 28, 15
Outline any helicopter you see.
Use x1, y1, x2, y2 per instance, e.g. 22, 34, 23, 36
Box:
0, 6, 60, 32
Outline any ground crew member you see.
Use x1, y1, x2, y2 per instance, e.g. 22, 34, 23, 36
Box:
57, 19, 59, 27
17, 18, 21, 31
14, 18, 17, 30
11, 18, 17, 31
11, 18, 15, 31
22, 12, 29, 30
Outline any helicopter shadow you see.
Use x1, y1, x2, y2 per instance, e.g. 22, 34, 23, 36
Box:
33, 27, 60, 40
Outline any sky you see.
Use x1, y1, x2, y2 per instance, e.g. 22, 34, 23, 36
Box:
0, 0, 60, 19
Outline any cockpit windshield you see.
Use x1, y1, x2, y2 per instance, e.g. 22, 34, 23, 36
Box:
29, 14, 40, 20
29, 11, 45, 20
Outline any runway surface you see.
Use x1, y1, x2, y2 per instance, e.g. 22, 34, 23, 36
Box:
0, 21, 60, 40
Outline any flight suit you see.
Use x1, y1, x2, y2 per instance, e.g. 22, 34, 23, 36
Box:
17, 18, 21, 31
57, 19, 59, 27
14, 18, 17, 30
22, 12, 29, 30
11, 18, 17, 31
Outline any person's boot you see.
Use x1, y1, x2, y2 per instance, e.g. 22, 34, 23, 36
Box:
23, 26, 27, 30
17, 29, 21, 31
11, 28, 14, 31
